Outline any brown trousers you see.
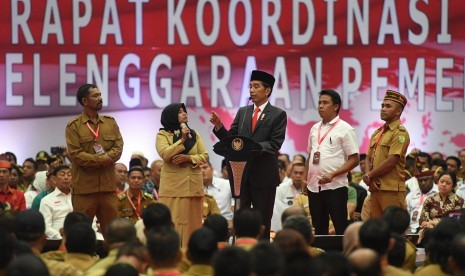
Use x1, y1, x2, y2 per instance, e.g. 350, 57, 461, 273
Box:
370, 190, 406, 218
72, 192, 118, 237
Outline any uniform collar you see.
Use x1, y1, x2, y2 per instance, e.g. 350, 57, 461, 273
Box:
386, 119, 401, 131
127, 189, 143, 199
321, 115, 340, 126
81, 112, 104, 124
0, 185, 14, 194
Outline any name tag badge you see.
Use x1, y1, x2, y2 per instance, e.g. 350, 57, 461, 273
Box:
93, 142, 106, 155
313, 151, 320, 165
412, 211, 418, 221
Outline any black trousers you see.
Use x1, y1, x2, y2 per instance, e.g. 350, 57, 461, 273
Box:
308, 186, 348, 235
241, 185, 276, 240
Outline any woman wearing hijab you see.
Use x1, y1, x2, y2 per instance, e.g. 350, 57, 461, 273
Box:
156, 103, 208, 246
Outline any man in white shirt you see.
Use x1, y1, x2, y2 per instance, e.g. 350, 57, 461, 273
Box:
305, 90, 359, 235
405, 169, 438, 234
271, 163, 305, 231
201, 161, 233, 222
39, 165, 73, 240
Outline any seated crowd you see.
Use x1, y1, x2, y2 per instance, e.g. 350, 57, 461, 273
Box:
0, 148, 465, 275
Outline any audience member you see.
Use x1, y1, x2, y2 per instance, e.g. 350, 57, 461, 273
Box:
201, 161, 233, 222
250, 242, 285, 276
117, 167, 155, 224
0, 158, 26, 211
25, 171, 47, 209
86, 218, 138, 275
104, 263, 138, 276
387, 232, 406, 268
419, 171, 464, 229
382, 206, 416, 272
21, 158, 37, 190
184, 228, 218, 276
64, 222, 98, 271
282, 215, 324, 256
348, 248, 381, 276
415, 218, 463, 275
406, 169, 438, 234
114, 163, 128, 194
342, 221, 363, 257
146, 227, 182, 276
358, 219, 411, 276
448, 233, 465, 276
135, 202, 173, 245
39, 165, 72, 240
6, 254, 49, 276
142, 160, 163, 200
114, 241, 149, 274
271, 163, 305, 231
233, 208, 264, 251
213, 246, 250, 276
13, 209, 81, 275
203, 214, 230, 249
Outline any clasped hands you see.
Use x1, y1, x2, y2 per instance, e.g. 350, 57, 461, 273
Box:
318, 173, 334, 184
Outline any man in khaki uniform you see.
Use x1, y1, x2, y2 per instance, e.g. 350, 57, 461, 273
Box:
66, 84, 124, 235
364, 90, 410, 218
117, 167, 155, 224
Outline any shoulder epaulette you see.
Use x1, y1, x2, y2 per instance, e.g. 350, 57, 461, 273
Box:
205, 194, 214, 199
398, 124, 406, 131
118, 193, 127, 200
66, 117, 79, 127
103, 115, 115, 120
143, 192, 154, 200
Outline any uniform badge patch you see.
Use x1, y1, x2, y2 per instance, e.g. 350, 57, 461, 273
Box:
398, 136, 406, 143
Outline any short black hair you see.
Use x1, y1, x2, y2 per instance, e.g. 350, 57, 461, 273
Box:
418, 152, 433, 168
6, 254, 49, 276
23, 158, 37, 171
450, 233, 465, 270
187, 228, 218, 264
282, 215, 313, 245
387, 232, 406, 267
250, 242, 285, 276
359, 219, 391, 255
291, 162, 305, 172
65, 222, 96, 255
63, 212, 91, 236
213, 246, 250, 276
142, 203, 172, 230
446, 156, 461, 168
233, 208, 262, 238
105, 218, 137, 245
4, 152, 17, 164
431, 158, 447, 171
319, 90, 342, 114
426, 218, 463, 273
128, 167, 144, 177
146, 226, 180, 264
116, 241, 147, 263
203, 214, 229, 242
77, 84, 97, 106
52, 164, 71, 176
381, 205, 410, 234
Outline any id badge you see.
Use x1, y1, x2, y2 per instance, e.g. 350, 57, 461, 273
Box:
412, 211, 418, 221
313, 151, 320, 165
93, 142, 106, 155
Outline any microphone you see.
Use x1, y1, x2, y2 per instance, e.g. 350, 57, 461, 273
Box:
239, 97, 252, 134
180, 123, 192, 139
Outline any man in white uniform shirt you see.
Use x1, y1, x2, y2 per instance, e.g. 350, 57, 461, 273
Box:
305, 90, 359, 235
39, 165, 73, 240
406, 169, 438, 234
271, 163, 305, 231
201, 161, 233, 222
